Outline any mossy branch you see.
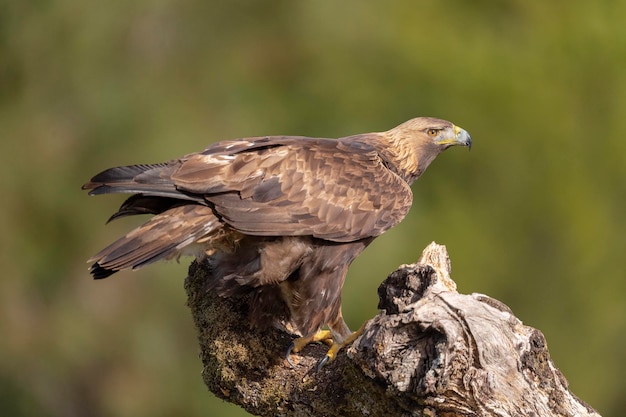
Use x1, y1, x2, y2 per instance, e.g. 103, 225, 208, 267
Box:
184, 242, 601, 417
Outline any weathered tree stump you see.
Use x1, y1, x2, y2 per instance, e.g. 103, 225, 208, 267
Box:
184, 242, 601, 417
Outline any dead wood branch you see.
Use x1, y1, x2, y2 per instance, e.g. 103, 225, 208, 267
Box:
184, 242, 600, 417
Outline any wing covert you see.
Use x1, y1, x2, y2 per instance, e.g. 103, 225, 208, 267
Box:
171, 135, 413, 242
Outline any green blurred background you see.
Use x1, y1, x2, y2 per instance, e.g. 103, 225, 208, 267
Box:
1, 1, 625, 416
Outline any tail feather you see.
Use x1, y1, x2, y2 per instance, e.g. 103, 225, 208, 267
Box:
89, 204, 221, 279
106, 195, 189, 223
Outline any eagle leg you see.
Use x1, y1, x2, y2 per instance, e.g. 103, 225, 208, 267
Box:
286, 329, 334, 367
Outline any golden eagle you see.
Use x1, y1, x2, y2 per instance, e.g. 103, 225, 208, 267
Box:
83, 117, 471, 365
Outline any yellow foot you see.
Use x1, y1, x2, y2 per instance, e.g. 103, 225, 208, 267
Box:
316, 326, 364, 371
286, 325, 365, 370
286, 330, 333, 367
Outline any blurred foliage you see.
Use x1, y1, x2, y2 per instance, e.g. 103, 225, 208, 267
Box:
1, 1, 625, 416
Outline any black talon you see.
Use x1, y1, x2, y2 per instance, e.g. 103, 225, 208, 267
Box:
286, 342, 297, 367
316, 355, 330, 372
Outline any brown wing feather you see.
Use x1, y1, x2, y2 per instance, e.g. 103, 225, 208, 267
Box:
88, 205, 220, 278
172, 135, 413, 242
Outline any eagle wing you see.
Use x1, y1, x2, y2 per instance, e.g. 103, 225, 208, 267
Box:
171, 135, 413, 242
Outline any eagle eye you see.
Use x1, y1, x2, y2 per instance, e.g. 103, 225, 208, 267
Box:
427, 128, 439, 137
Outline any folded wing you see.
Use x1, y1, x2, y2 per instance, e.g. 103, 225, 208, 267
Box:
170, 135, 413, 241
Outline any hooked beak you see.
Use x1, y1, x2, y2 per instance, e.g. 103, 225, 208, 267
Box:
437, 125, 472, 150
452, 125, 472, 151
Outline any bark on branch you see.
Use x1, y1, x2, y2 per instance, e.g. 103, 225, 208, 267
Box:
184, 242, 600, 417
